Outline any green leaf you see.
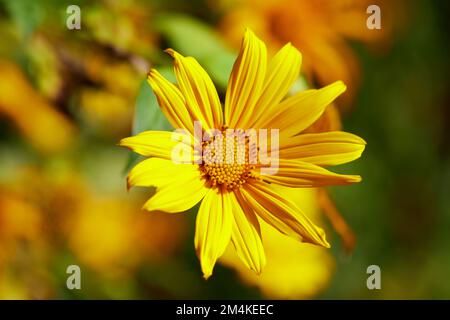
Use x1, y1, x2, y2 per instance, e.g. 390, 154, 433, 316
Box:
154, 13, 235, 89
157, 66, 177, 84
289, 76, 310, 95
154, 13, 226, 58
132, 79, 172, 135
123, 79, 173, 173
2, 0, 45, 40
202, 51, 235, 90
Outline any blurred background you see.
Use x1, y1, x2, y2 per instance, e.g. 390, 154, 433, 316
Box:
0, 0, 449, 299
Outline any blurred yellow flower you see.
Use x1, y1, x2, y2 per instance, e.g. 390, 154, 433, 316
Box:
1, 164, 188, 285
219, 0, 398, 108
0, 60, 75, 153
0, 191, 44, 263
0, 190, 54, 299
67, 197, 188, 276
121, 29, 365, 278
220, 187, 334, 299
67, 199, 140, 274
80, 88, 133, 135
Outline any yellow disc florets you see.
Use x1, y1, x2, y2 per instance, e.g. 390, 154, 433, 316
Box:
200, 129, 256, 190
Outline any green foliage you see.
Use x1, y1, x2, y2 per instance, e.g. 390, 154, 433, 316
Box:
1, 0, 45, 40
132, 79, 172, 135
124, 79, 173, 173
154, 13, 235, 89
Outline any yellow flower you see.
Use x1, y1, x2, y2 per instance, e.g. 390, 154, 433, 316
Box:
67, 196, 188, 276
0, 189, 53, 299
120, 29, 365, 279
219, 0, 398, 108
0, 60, 75, 153
219, 98, 352, 298
220, 187, 334, 299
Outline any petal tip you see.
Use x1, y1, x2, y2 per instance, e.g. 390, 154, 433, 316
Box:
360, 137, 368, 145
318, 233, 331, 248
200, 261, 214, 280
202, 272, 212, 280
244, 27, 253, 35
243, 27, 259, 43
165, 48, 185, 62
147, 68, 160, 80
164, 48, 176, 57
253, 265, 263, 275
118, 137, 131, 149
335, 80, 347, 93
142, 199, 155, 212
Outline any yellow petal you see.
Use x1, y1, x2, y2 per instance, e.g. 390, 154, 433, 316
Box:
119, 130, 195, 161
241, 181, 329, 247
219, 187, 335, 299
230, 191, 266, 274
250, 43, 302, 128
265, 81, 346, 138
142, 162, 207, 213
279, 131, 366, 166
261, 159, 361, 187
166, 49, 223, 130
147, 69, 195, 134
304, 36, 357, 108
127, 157, 199, 189
224, 29, 267, 128
303, 103, 342, 133
195, 189, 232, 279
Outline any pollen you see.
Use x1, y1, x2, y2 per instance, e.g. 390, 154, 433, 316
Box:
200, 129, 257, 190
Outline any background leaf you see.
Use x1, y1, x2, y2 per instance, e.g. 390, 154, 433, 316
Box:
124, 79, 173, 173
132, 79, 172, 135
1, 0, 45, 40
154, 13, 235, 89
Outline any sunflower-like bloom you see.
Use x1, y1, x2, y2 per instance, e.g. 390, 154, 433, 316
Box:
120, 29, 366, 279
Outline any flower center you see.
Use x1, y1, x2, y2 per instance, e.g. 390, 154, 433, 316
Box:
200, 129, 256, 190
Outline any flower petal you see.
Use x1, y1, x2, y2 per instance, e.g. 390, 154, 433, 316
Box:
264, 81, 346, 138
127, 157, 199, 189
147, 69, 195, 134
166, 49, 223, 129
195, 189, 233, 279
241, 181, 329, 247
230, 191, 266, 274
142, 161, 208, 213
261, 159, 361, 187
224, 29, 267, 129
119, 130, 194, 160
261, 159, 361, 188
279, 131, 366, 166
250, 43, 302, 128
